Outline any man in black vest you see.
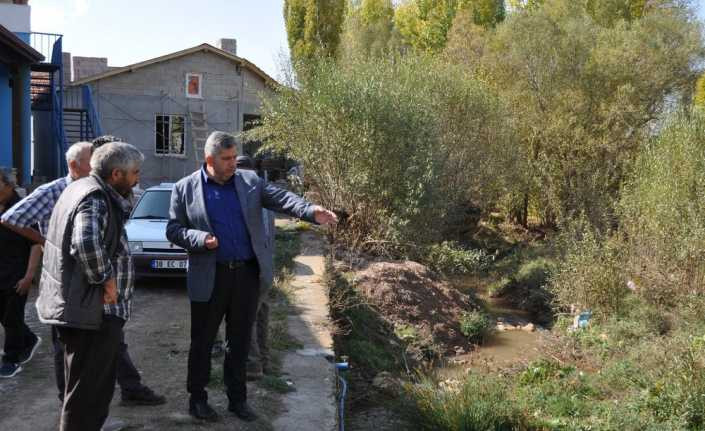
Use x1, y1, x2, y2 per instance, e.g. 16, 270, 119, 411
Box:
36, 142, 144, 431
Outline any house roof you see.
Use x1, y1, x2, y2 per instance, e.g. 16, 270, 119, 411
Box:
70, 43, 278, 87
0, 24, 44, 64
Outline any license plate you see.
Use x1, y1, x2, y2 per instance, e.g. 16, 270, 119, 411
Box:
151, 259, 188, 269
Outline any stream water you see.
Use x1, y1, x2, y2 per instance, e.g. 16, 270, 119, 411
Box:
439, 276, 545, 377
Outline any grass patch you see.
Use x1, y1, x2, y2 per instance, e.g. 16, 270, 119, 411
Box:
267, 226, 305, 368
257, 375, 297, 394
328, 269, 405, 377
404, 294, 705, 430
406, 374, 531, 431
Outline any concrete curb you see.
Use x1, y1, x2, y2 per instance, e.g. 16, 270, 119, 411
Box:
272, 230, 337, 431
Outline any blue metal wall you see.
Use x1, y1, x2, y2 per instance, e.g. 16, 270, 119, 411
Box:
0, 63, 11, 169
18, 63, 31, 184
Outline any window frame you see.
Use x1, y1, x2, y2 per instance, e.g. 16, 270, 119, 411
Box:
185, 73, 203, 99
154, 114, 186, 158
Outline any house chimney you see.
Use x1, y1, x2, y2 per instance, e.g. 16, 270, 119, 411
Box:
216, 38, 237, 56
72, 56, 109, 81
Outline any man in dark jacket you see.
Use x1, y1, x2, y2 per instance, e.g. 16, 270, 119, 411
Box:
36, 142, 144, 431
0, 168, 42, 378
167, 131, 337, 423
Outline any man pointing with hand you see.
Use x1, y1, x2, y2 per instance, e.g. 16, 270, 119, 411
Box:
167, 131, 337, 423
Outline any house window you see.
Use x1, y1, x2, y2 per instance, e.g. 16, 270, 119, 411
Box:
155, 115, 185, 156
186, 73, 202, 98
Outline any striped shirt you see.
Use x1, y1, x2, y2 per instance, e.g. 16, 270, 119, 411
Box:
0, 175, 72, 236
70, 180, 133, 321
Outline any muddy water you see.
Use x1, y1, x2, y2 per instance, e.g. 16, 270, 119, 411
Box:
440, 276, 544, 377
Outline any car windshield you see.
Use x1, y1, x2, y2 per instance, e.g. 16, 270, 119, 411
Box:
131, 190, 172, 220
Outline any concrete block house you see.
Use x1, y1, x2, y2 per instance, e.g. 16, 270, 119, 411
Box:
70, 39, 277, 187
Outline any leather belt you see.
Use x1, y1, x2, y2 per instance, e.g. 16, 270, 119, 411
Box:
216, 259, 257, 270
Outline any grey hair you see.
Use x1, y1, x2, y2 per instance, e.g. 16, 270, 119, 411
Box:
0, 167, 16, 188
204, 131, 237, 157
90, 142, 144, 180
65, 141, 93, 165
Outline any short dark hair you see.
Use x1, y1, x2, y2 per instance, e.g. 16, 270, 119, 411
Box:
92, 135, 123, 150
205, 131, 237, 157
236, 155, 254, 170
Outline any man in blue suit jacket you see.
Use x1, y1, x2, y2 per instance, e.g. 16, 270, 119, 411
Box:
167, 131, 337, 422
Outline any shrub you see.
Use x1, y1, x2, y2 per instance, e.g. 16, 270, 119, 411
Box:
406, 375, 530, 431
459, 310, 493, 344
249, 56, 516, 254
620, 111, 705, 305
519, 359, 575, 386
515, 258, 553, 290
550, 220, 627, 317
487, 276, 512, 298
425, 241, 490, 275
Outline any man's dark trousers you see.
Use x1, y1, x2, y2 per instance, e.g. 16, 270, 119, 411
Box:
57, 315, 124, 431
0, 288, 37, 363
53, 326, 143, 401
188, 260, 260, 404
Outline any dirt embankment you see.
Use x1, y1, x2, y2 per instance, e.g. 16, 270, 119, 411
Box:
352, 261, 481, 356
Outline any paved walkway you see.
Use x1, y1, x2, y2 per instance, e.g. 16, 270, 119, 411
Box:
272, 228, 337, 431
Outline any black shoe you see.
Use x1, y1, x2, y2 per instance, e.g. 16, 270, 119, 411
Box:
189, 400, 219, 422
121, 385, 166, 406
228, 401, 258, 422
19, 335, 41, 364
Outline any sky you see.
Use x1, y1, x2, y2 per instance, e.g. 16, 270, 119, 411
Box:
29, 0, 290, 81
26, 0, 705, 83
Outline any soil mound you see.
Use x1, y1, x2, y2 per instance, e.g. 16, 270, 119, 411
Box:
355, 261, 480, 355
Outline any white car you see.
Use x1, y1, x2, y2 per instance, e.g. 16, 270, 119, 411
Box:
126, 183, 187, 278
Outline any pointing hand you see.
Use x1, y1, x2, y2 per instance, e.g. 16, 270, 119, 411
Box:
312, 206, 339, 226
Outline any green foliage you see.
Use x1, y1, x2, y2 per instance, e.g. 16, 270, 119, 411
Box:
338, 0, 399, 60
519, 359, 576, 386
695, 73, 705, 108
327, 270, 404, 376
407, 375, 530, 430
394, 0, 460, 52
426, 241, 489, 275
249, 56, 514, 254
458, 310, 493, 343
514, 258, 553, 290
550, 220, 626, 316
487, 276, 512, 297
447, 0, 705, 229
257, 375, 297, 394
394, 0, 504, 53
394, 323, 419, 343
620, 111, 705, 305
459, 0, 506, 27
284, 0, 347, 64
274, 229, 301, 274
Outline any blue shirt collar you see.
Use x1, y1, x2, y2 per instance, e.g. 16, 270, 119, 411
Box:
200, 165, 235, 186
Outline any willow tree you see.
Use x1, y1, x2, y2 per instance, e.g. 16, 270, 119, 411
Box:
338, 0, 397, 60
394, 0, 505, 53
284, 0, 347, 65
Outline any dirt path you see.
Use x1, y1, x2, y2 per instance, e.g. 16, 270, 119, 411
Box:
0, 282, 280, 431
